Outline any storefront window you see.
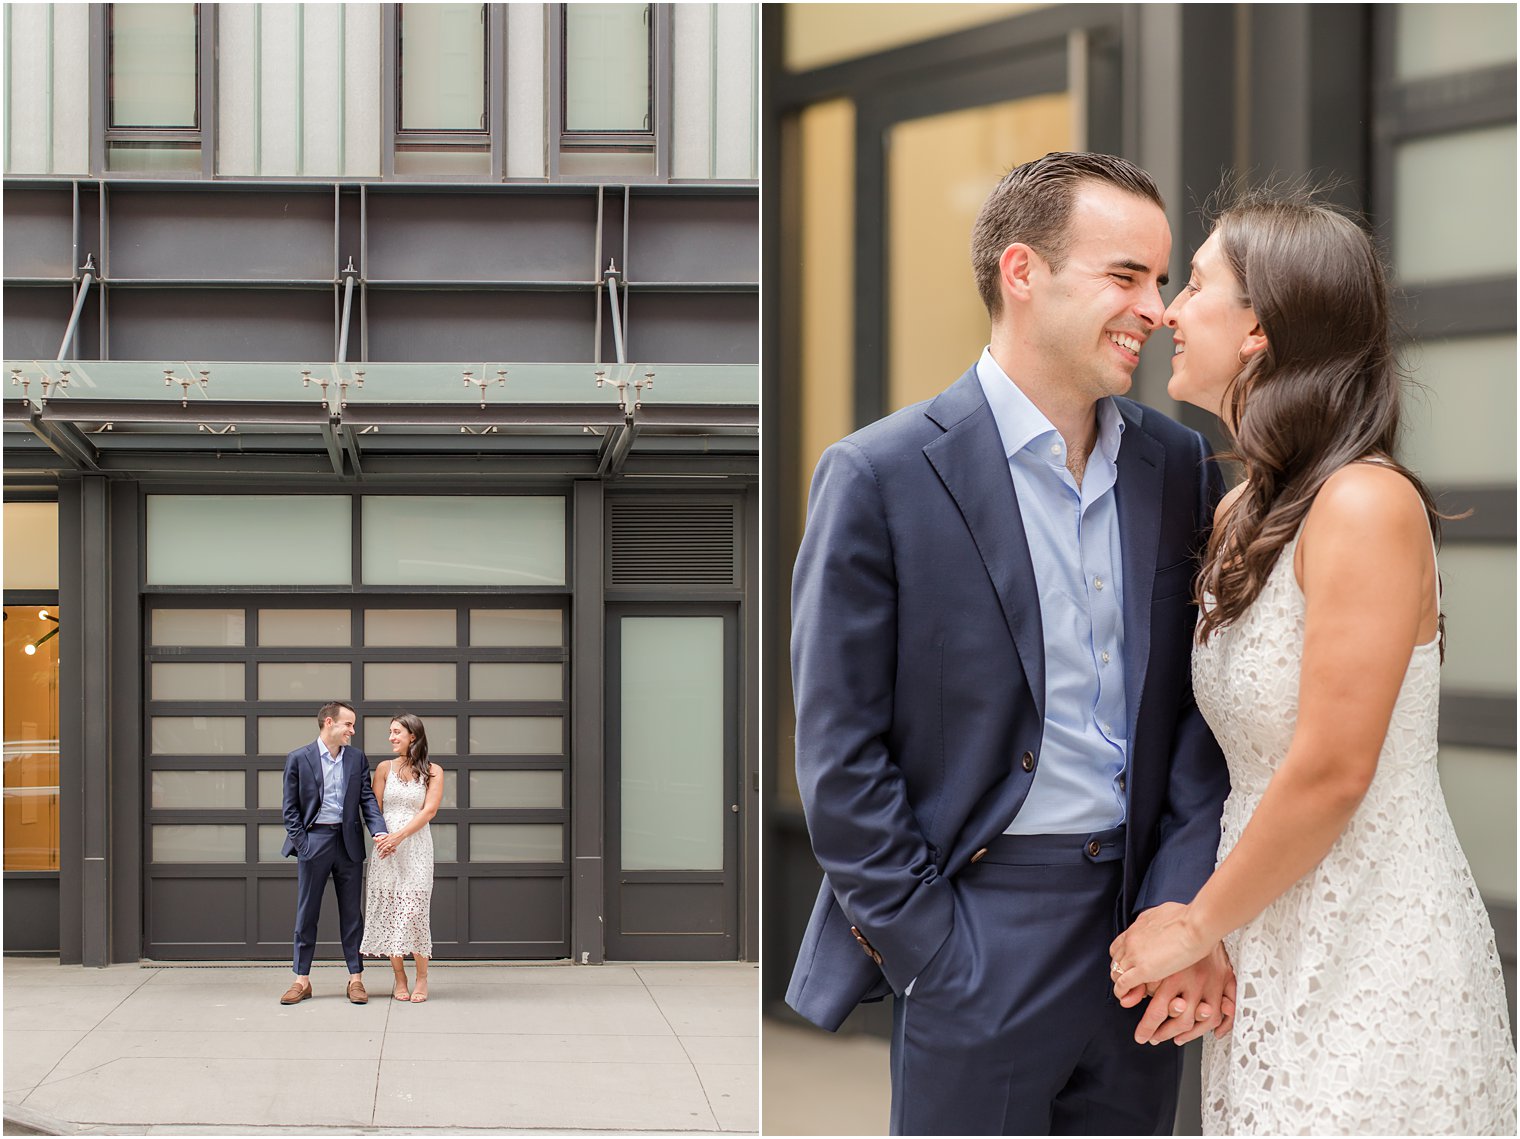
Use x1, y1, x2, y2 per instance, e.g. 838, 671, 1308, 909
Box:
4, 605, 61, 870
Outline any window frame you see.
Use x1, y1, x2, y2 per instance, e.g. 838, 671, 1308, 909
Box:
548, 3, 672, 181
93, 3, 216, 179
383, 3, 507, 182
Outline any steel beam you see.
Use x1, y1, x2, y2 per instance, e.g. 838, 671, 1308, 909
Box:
57, 258, 95, 360
319, 419, 344, 476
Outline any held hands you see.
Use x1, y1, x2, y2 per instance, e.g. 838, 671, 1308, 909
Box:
373, 831, 397, 858
1110, 903, 1236, 1044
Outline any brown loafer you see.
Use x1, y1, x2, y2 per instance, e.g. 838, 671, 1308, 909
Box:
280, 979, 312, 1005
347, 978, 368, 1005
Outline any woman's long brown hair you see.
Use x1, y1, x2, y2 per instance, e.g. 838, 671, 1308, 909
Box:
1195, 187, 1445, 650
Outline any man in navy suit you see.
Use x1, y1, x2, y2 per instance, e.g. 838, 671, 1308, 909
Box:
786, 152, 1234, 1134
279, 700, 389, 1005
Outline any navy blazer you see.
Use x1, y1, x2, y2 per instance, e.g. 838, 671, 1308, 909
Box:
281, 741, 388, 864
786, 369, 1231, 1032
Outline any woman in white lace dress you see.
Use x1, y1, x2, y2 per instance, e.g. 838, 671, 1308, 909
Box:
1108, 189, 1515, 1134
361, 714, 443, 1002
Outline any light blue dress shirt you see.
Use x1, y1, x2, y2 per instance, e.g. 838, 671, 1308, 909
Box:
314, 739, 346, 825
976, 348, 1129, 834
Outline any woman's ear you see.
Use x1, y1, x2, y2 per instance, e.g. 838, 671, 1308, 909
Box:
1240, 319, 1268, 361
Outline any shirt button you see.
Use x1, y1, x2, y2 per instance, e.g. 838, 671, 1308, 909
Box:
1101, 650, 1111, 664
1049, 443, 1061, 456
1094, 577, 1104, 590
1119, 774, 1127, 791
1103, 722, 1114, 735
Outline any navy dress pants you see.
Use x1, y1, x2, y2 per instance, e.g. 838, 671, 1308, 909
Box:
889, 828, 1182, 1136
292, 828, 365, 975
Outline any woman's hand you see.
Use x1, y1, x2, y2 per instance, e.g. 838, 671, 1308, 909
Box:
1109, 902, 1213, 996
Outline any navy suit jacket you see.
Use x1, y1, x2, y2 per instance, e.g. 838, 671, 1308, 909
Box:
281, 742, 388, 864
786, 369, 1231, 1032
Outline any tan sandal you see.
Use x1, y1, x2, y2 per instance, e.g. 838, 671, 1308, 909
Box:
409, 983, 428, 1003
392, 978, 410, 1001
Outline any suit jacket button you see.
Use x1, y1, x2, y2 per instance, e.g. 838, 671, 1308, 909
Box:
1087, 839, 1102, 857
849, 925, 882, 965
971, 847, 988, 863
1021, 751, 1036, 772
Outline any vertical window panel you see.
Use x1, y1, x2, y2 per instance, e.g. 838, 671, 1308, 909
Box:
3, 502, 59, 590
564, 4, 651, 132
431, 822, 458, 862
400, 4, 486, 130
620, 617, 724, 871
1401, 335, 1518, 486
1395, 5, 1517, 82
110, 4, 198, 128
3, 605, 60, 870
257, 769, 284, 810
1438, 546, 1517, 693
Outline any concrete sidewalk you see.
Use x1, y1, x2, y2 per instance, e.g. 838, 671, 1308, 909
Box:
3, 958, 757, 1135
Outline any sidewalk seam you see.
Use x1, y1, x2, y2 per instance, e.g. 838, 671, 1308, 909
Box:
633, 966, 725, 1134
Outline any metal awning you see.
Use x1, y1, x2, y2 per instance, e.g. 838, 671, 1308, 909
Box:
3, 360, 758, 481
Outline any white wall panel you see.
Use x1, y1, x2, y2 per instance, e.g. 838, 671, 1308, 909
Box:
258, 4, 300, 176
302, 2, 343, 175
670, 3, 713, 179
217, 5, 259, 175
344, 5, 383, 177
506, 3, 546, 178
51, 2, 89, 173
6, 4, 52, 174
713, 2, 756, 179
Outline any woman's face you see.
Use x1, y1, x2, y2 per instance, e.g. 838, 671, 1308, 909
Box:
1163, 231, 1262, 422
388, 721, 413, 756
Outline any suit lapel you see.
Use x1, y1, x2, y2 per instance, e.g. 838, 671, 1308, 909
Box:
923, 371, 1046, 723
1114, 404, 1165, 744
303, 743, 325, 813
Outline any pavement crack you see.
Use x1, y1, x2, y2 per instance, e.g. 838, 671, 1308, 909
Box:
633, 967, 722, 1133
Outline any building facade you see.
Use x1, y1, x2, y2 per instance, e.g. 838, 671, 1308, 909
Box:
762, 1, 1515, 1124
4, 2, 760, 968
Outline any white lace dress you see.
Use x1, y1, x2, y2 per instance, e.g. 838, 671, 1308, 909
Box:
360, 768, 435, 959
1193, 529, 1515, 1135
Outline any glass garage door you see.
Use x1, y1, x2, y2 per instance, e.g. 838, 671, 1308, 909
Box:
143, 598, 569, 960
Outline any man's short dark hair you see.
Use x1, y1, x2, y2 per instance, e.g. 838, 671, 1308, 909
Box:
316, 701, 355, 729
970, 151, 1165, 318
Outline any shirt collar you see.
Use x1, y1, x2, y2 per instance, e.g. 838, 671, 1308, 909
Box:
974, 346, 1125, 464
317, 738, 343, 764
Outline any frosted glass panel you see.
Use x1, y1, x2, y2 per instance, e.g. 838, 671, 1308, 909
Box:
469, 717, 563, 754
111, 4, 197, 127
151, 717, 244, 755
1396, 5, 1516, 81
470, 770, 563, 809
1402, 336, 1518, 485
470, 823, 562, 862
259, 609, 352, 646
471, 609, 563, 647
151, 609, 245, 647
1395, 126, 1516, 283
431, 823, 458, 862
1438, 746, 1517, 905
1439, 546, 1517, 692
146, 496, 351, 585
621, 617, 724, 870
365, 663, 456, 701
258, 769, 284, 810
4, 502, 59, 589
258, 825, 289, 863
400, 4, 486, 130
362, 497, 565, 585
153, 825, 244, 863
151, 771, 245, 810
364, 716, 457, 756
152, 663, 245, 701
565, 4, 650, 132
259, 663, 352, 701
363, 609, 456, 646
259, 717, 316, 756
470, 664, 564, 702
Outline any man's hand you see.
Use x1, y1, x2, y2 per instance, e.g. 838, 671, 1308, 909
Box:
1120, 941, 1235, 1046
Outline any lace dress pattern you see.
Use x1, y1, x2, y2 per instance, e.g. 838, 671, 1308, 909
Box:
1193, 530, 1515, 1135
360, 768, 434, 959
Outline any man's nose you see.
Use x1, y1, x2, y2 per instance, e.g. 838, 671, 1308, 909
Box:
1135, 282, 1165, 328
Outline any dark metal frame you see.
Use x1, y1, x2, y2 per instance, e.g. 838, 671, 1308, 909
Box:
556, 3, 657, 148
1, 587, 64, 892
142, 593, 572, 961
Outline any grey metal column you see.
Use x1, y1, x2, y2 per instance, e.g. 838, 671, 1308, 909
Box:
108, 483, 142, 964
740, 483, 759, 962
80, 475, 112, 966
570, 478, 606, 964
57, 478, 84, 963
